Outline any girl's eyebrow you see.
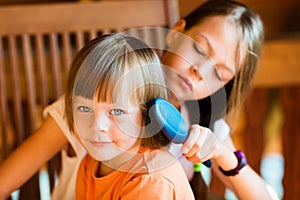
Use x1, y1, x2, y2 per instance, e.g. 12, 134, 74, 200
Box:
194, 33, 214, 54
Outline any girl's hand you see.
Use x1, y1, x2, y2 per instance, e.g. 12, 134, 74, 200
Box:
182, 124, 224, 164
182, 124, 239, 171
182, 125, 214, 163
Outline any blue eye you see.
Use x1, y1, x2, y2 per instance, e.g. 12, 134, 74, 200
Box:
110, 109, 125, 116
77, 106, 93, 113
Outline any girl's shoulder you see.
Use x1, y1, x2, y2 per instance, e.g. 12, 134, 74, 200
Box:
124, 167, 194, 199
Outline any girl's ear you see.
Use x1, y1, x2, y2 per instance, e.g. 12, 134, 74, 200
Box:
166, 20, 186, 46
171, 19, 186, 32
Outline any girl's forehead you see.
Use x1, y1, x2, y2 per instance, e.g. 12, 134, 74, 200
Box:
187, 16, 239, 73
74, 95, 138, 108
187, 16, 238, 47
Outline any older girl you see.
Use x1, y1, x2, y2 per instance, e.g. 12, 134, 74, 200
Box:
161, 0, 277, 199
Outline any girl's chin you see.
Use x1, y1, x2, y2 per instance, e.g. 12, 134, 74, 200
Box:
177, 91, 202, 101
91, 153, 120, 162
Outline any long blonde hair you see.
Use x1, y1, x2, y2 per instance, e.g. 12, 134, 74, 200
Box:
185, 0, 264, 124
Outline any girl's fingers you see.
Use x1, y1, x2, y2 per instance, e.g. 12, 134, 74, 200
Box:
182, 125, 209, 157
185, 154, 201, 164
182, 125, 200, 155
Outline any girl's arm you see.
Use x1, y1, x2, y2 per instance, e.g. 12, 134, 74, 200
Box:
211, 137, 278, 200
0, 116, 68, 199
183, 125, 278, 200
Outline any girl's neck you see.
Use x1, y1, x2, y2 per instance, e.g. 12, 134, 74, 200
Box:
168, 92, 192, 126
168, 91, 183, 111
180, 103, 191, 126
98, 143, 140, 177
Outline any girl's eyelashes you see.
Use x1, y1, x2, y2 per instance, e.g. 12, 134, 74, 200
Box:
193, 43, 207, 57
193, 42, 222, 81
76, 103, 126, 116
110, 109, 125, 116
77, 106, 93, 113
214, 68, 223, 81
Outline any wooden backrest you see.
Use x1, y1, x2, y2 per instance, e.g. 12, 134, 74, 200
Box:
0, 0, 179, 198
252, 37, 300, 88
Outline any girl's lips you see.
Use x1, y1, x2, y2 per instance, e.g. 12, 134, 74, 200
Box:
89, 140, 111, 147
179, 75, 193, 90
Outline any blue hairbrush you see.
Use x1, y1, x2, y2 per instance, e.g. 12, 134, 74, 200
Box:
147, 98, 211, 168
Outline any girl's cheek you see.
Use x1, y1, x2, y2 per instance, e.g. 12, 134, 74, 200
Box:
169, 58, 188, 73
73, 114, 94, 137
115, 118, 142, 138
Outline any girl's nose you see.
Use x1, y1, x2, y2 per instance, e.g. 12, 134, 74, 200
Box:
190, 65, 203, 81
93, 112, 109, 133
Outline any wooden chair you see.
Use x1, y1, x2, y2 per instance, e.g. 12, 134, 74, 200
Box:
0, 0, 179, 199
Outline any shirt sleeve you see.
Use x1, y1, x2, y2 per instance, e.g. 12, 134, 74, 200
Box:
42, 96, 72, 143
42, 96, 86, 156
213, 118, 230, 140
120, 175, 177, 200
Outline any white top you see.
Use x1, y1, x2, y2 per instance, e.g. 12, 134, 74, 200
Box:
43, 97, 230, 199
43, 96, 86, 200
168, 118, 230, 180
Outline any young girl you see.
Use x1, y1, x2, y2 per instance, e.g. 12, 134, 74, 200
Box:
0, 1, 278, 200
64, 34, 194, 199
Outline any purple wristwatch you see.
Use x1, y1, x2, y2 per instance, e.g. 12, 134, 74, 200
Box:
219, 150, 247, 176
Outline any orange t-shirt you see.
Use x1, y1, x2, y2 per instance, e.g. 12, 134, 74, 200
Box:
76, 148, 194, 200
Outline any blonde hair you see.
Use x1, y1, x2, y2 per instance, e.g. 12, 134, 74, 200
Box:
65, 34, 169, 149
185, 0, 264, 121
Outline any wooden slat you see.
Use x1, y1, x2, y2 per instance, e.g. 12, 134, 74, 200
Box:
75, 31, 84, 52
89, 30, 97, 41
8, 35, 24, 144
102, 29, 111, 35
49, 33, 62, 99
153, 27, 168, 57
165, 0, 180, 27
253, 38, 300, 88
140, 28, 152, 47
35, 34, 48, 107
0, 36, 10, 157
62, 32, 72, 77
22, 34, 37, 132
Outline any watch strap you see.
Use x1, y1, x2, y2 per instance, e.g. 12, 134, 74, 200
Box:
219, 150, 247, 176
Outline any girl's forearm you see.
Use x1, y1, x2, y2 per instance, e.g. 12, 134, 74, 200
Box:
213, 164, 277, 200
212, 138, 277, 200
0, 116, 68, 198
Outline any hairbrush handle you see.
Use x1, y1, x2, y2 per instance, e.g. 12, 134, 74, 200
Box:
149, 98, 211, 168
